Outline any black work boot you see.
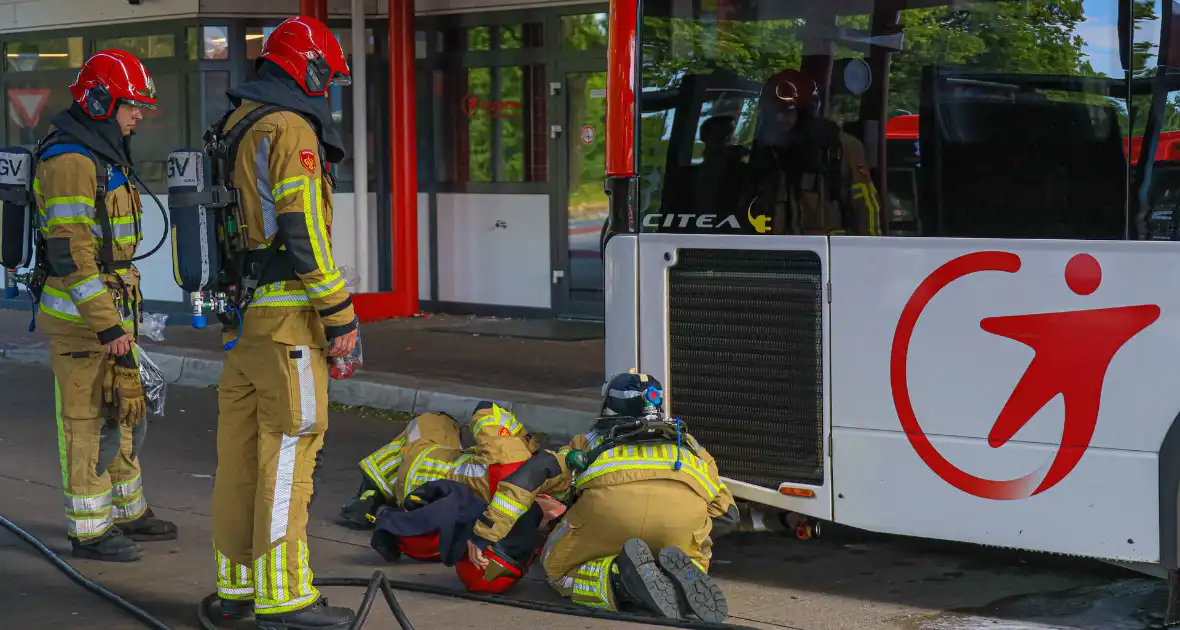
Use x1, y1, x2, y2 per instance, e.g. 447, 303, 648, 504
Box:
338, 477, 381, 530
70, 528, 143, 562
219, 599, 254, 621
117, 508, 179, 542
255, 598, 356, 630
656, 546, 728, 623
610, 538, 681, 618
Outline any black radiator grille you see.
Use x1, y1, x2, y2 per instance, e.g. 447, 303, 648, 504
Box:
667, 248, 825, 489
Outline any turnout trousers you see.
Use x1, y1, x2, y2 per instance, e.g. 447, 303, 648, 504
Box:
50, 334, 151, 541
211, 311, 330, 615
540, 479, 713, 611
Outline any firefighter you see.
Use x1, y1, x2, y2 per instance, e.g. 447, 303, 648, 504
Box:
208, 16, 359, 629
341, 403, 543, 527
340, 403, 547, 560
36, 50, 178, 563
463, 373, 740, 622
743, 68, 882, 236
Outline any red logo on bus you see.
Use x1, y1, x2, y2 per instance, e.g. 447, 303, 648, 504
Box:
889, 252, 1160, 500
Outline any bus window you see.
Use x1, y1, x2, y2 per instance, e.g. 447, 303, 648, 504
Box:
639, 0, 1152, 239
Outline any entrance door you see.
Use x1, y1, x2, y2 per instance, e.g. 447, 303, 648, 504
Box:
554, 69, 609, 319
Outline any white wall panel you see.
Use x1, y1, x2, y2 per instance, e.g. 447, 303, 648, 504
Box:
138, 194, 184, 304
435, 193, 550, 309
0, 0, 198, 32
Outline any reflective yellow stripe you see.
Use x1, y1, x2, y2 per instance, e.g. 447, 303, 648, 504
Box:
215, 548, 255, 600
273, 176, 304, 201
489, 492, 527, 519
40, 286, 85, 323
401, 445, 460, 498
67, 275, 107, 305
571, 556, 616, 610
575, 445, 720, 500
473, 404, 524, 437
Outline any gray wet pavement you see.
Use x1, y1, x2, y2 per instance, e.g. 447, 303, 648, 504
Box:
0, 359, 1171, 630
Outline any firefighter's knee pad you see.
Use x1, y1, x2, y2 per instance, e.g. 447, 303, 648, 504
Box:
455, 546, 528, 595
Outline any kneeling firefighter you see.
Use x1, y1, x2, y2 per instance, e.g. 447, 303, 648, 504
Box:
348, 403, 563, 568
168, 15, 360, 630
0, 50, 180, 563
464, 372, 740, 621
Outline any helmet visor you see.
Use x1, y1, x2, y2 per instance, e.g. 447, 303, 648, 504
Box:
331, 71, 352, 87
121, 98, 158, 111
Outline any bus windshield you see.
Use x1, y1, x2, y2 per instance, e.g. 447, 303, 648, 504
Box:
638, 0, 1178, 240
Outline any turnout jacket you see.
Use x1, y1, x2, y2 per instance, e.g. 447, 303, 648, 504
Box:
225, 99, 356, 338
470, 429, 737, 548
35, 107, 144, 343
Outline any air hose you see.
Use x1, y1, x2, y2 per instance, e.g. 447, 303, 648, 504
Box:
0, 514, 759, 630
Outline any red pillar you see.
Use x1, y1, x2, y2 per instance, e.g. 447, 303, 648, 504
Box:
388, 0, 419, 316
300, 0, 328, 23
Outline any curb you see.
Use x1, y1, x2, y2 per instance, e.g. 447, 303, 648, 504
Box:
0, 346, 598, 443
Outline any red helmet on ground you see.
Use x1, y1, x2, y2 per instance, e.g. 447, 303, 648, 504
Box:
259, 15, 352, 97
70, 50, 158, 121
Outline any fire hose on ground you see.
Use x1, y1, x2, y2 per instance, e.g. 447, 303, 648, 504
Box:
0, 513, 762, 630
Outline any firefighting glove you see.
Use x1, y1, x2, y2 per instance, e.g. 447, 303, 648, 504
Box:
113, 354, 147, 427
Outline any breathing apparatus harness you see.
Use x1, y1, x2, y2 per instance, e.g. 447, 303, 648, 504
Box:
168, 104, 333, 349
565, 386, 695, 476
0, 128, 170, 336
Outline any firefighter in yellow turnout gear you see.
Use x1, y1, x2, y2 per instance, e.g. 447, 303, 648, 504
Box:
339, 403, 544, 536
467, 373, 739, 622
36, 50, 178, 563
209, 16, 360, 630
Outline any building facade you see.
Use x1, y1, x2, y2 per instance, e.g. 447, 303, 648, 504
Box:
0, 0, 611, 319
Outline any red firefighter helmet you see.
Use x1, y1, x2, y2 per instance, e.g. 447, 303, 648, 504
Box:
455, 546, 529, 595
760, 68, 821, 115
69, 50, 158, 121
258, 15, 352, 97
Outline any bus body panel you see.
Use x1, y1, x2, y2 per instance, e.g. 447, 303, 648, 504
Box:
604, 234, 641, 379
826, 236, 1180, 562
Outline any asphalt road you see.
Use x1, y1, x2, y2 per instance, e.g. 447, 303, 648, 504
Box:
0, 360, 1168, 630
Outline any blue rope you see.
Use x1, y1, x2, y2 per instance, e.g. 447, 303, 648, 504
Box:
223, 304, 243, 351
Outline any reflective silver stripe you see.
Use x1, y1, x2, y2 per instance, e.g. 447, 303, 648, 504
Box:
111, 220, 138, 242
112, 475, 143, 499
65, 491, 112, 513
69, 512, 113, 538
294, 345, 316, 435
251, 292, 311, 307
67, 276, 107, 304
453, 460, 489, 480
256, 136, 278, 239
255, 592, 317, 614
306, 274, 345, 297
41, 289, 83, 319
46, 202, 94, 222
270, 435, 298, 544
490, 493, 527, 518
607, 388, 643, 399
218, 586, 254, 597
112, 493, 147, 522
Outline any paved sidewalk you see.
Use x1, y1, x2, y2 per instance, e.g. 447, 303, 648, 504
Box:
0, 307, 605, 441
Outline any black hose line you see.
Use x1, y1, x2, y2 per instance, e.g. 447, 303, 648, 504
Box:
2, 514, 758, 630
0, 514, 171, 630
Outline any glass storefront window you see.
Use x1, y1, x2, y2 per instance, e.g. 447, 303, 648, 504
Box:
4, 79, 77, 147
4, 38, 84, 72
443, 23, 542, 53
202, 26, 230, 60
436, 64, 547, 184
129, 73, 183, 185
639, 0, 1134, 240
245, 27, 276, 59
562, 14, 608, 51
94, 34, 176, 59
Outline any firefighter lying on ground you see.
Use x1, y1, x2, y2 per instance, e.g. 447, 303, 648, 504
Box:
36, 49, 178, 564
464, 372, 740, 623
742, 68, 882, 236
339, 402, 557, 561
